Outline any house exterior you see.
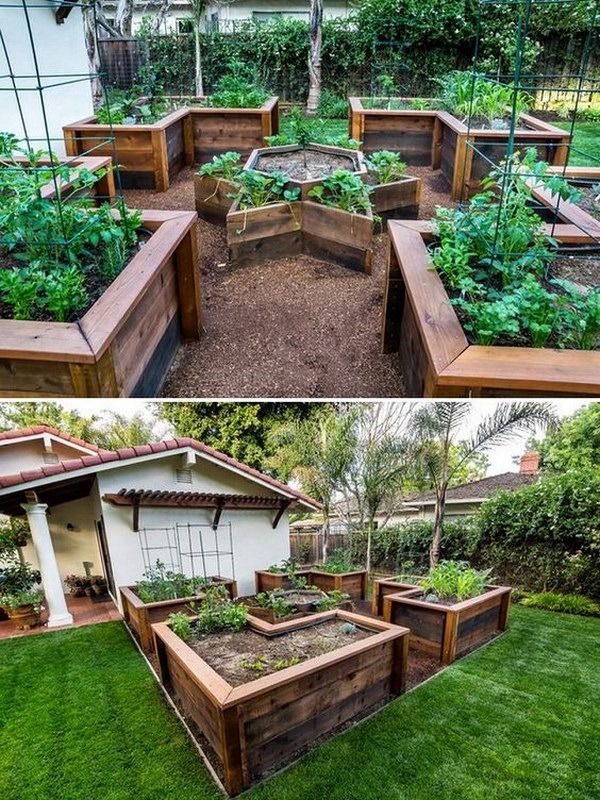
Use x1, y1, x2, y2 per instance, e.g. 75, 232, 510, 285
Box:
0, 0, 94, 154
0, 426, 320, 627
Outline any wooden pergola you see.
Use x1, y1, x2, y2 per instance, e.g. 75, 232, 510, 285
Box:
101, 489, 293, 531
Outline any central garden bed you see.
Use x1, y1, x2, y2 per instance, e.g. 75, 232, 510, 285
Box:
153, 608, 408, 794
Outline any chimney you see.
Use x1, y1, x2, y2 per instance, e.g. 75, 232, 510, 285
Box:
519, 450, 540, 474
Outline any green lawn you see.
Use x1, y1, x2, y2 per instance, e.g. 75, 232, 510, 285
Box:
279, 115, 348, 141
1, 607, 599, 800
549, 121, 600, 167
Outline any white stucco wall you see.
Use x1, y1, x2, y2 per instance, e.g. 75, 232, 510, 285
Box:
0, 435, 95, 475
0, 0, 93, 155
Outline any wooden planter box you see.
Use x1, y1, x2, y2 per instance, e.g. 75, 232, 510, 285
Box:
120, 577, 236, 653
371, 577, 421, 616
188, 97, 279, 165
244, 143, 367, 199
255, 569, 312, 593
371, 175, 421, 221
153, 609, 409, 794
302, 201, 373, 273
527, 165, 600, 239
308, 569, 368, 601
0, 210, 202, 398
63, 108, 192, 192
382, 220, 600, 396
194, 173, 237, 224
383, 585, 511, 665
10, 155, 116, 203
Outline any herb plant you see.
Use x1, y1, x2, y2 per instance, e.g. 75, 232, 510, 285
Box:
419, 560, 492, 602
137, 560, 209, 603
308, 170, 373, 215
439, 71, 531, 125
365, 151, 407, 184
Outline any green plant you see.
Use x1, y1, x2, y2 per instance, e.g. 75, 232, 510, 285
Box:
273, 656, 301, 670
0, 562, 41, 596
317, 90, 347, 119
317, 550, 356, 574
95, 86, 171, 125
365, 151, 407, 184
325, 135, 361, 150
232, 169, 300, 210
420, 560, 492, 602
308, 170, 372, 214
64, 574, 91, 591
240, 655, 270, 675
167, 611, 194, 641
519, 592, 600, 617
209, 62, 268, 108
254, 592, 294, 619
197, 151, 242, 181
137, 560, 208, 603
193, 586, 248, 633
438, 71, 531, 125
0, 589, 44, 610
313, 590, 350, 611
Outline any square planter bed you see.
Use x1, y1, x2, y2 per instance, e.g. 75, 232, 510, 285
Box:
120, 577, 237, 653
241, 588, 325, 623
243, 143, 367, 199
382, 220, 600, 396
194, 173, 237, 224
348, 97, 440, 163
153, 608, 409, 794
526, 165, 600, 239
369, 174, 422, 221
0, 210, 202, 398
9, 154, 116, 203
382, 584, 511, 665
308, 568, 368, 601
63, 108, 192, 191
255, 568, 313, 593
187, 97, 279, 165
371, 576, 422, 616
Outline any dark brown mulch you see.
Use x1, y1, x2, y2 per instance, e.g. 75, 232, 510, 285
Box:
572, 184, 600, 220
123, 166, 454, 398
255, 149, 357, 181
550, 253, 600, 289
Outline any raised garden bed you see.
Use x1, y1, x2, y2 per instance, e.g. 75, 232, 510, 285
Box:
63, 108, 191, 191
308, 568, 368, 601
120, 578, 237, 653
9, 155, 116, 203
527, 165, 600, 239
368, 174, 421, 220
187, 97, 279, 165
382, 220, 600, 396
382, 584, 511, 664
244, 143, 367, 199
371, 577, 421, 616
0, 210, 202, 398
254, 569, 312, 593
153, 609, 409, 794
194, 173, 237, 224
348, 98, 572, 201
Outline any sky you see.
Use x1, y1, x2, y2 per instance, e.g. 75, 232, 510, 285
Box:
42, 398, 593, 477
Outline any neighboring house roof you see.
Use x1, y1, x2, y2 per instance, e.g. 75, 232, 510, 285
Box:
0, 425, 105, 454
406, 471, 540, 506
0, 433, 321, 511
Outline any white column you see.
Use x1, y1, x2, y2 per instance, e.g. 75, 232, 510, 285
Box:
21, 502, 73, 628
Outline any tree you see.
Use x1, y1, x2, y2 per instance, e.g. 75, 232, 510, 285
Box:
268, 407, 360, 560
156, 402, 332, 479
0, 403, 156, 451
413, 402, 557, 569
189, 0, 207, 96
538, 403, 600, 473
306, 0, 323, 113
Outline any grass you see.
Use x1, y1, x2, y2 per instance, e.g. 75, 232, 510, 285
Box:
1, 607, 599, 800
279, 114, 348, 141
552, 121, 600, 166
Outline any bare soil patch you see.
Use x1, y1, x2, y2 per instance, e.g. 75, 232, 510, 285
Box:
123, 167, 454, 397
255, 149, 356, 180
550, 253, 600, 289
572, 184, 600, 220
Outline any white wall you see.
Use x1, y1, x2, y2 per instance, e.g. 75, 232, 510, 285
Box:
0, 0, 93, 155
0, 436, 94, 475
97, 451, 292, 604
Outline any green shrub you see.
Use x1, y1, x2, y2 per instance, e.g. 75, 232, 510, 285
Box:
317, 90, 348, 119
519, 592, 600, 617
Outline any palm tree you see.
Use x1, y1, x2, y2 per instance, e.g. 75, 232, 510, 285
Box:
413, 402, 557, 568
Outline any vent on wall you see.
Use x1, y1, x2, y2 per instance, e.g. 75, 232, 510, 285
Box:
176, 468, 193, 484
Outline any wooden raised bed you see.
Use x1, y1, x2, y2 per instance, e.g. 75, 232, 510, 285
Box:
382, 220, 600, 396
0, 210, 202, 398
194, 173, 237, 224
371, 577, 421, 616
527, 165, 600, 239
255, 569, 312, 593
244, 143, 367, 199
302, 201, 374, 273
63, 108, 192, 191
308, 568, 368, 601
371, 175, 421, 221
153, 609, 409, 794
120, 578, 237, 653
10, 155, 116, 203
188, 97, 279, 165
383, 584, 511, 665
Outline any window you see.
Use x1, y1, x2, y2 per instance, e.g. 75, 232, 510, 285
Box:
252, 11, 309, 22
177, 18, 194, 34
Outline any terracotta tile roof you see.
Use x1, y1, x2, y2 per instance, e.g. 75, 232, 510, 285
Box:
407, 471, 540, 504
0, 425, 106, 453
0, 431, 321, 509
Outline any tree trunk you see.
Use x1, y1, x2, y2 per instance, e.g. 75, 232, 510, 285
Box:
306, 0, 323, 114
114, 0, 133, 36
429, 482, 448, 568
194, 26, 204, 97
322, 513, 329, 563
83, 5, 103, 105
149, 0, 174, 35
365, 521, 374, 575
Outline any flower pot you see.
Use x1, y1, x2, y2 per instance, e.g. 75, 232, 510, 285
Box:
8, 603, 40, 630
92, 581, 107, 596
84, 586, 94, 598
70, 587, 86, 597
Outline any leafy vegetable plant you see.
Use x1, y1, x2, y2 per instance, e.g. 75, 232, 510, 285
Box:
233, 169, 300, 209
365, 150, 407, 184
198, 151, 243, 181
419, 560, 492, 602
95, 86, 171, 125
308, 170, 373, 215
137, 560, 210, 603
316, 550, 357, 574
313, 590, 351, 611
439, 71, 531, 125
209, 61, 268, 108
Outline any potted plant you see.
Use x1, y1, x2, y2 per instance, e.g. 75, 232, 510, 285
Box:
0, 589, 44, 629
0, 135, 201, 398
91, 575, 108, 596
194, 151, 243, 224
64, 574, 90, 597
364, 150, 421, 220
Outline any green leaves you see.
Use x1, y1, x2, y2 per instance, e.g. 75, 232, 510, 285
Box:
420, 560, 492, 602
308, 169, 372, 214
233, 168, 300, 209
365, 150, 407, 184
438, 70, 531, 124
198, 151, 242, 181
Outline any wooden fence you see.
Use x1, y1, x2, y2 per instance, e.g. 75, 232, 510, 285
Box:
289, 531, 348, 564
98, 38, 148, 89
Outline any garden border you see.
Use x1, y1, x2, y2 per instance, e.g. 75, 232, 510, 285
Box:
0, 210, 202, 398
526, 165, 600, 238
11, 154, 116, 202
381, 220, 600, 396
255, 568, 367, 600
